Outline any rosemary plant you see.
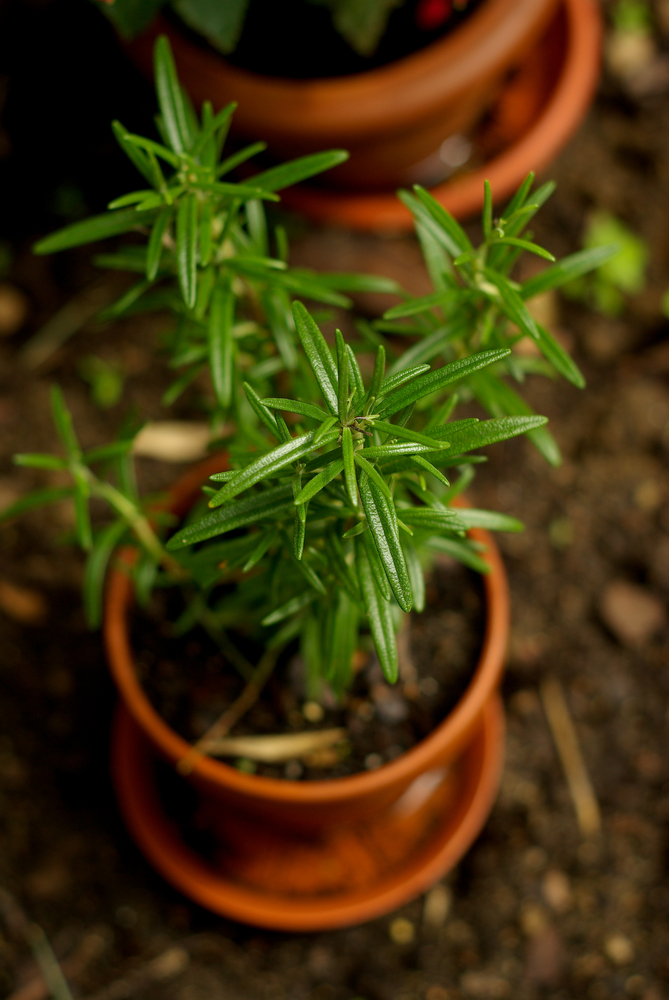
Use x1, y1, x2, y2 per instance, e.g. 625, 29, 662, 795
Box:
33, 37, 400, 425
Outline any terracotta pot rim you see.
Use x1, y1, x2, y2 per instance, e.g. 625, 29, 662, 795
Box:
148, 0, 559, 141
104, 454, 509, 804
280, 0, 601, 229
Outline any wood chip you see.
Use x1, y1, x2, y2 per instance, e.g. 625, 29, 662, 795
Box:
132, 422, 211, 463
540, 677, 601, 837
202, 727, 348, 763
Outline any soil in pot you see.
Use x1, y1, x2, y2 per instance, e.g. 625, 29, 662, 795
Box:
167, 0, 485, 80
132, 556, 484, 782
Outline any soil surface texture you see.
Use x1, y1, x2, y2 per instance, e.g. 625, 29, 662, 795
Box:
1, 1, 669, 999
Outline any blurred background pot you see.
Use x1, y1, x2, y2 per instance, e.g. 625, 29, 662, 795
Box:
124, 0, 560, 191
104, 457, 510, 930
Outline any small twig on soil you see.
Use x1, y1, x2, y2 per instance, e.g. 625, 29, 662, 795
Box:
0, 887, 75, 1000
8, 927, 110, 1000
80, 947, 189, 1000
203, 727, 348, 762
177, 644, 280, 775
540, 676, 602, 837
19, 277, 128, 371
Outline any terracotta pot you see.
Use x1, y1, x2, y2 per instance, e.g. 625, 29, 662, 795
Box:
104, 455, 509, 929
281, 0, 601, 228
125, 0, 559, 190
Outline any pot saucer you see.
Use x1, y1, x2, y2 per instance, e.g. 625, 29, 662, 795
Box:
111, 694, 505, 931
281, 0, 600, 230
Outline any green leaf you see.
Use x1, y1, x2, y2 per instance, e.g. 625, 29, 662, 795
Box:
216, 141, 267, 177
483, 269, 585, 388
191, 101, 237, 158
335, 329, 349, 422
346, 345, 365, 403
325, 590, 357, 695
262, 398, 330, 422
342, 427, 358, 508
242, 382, 279, 436
314, 415, 338, 446
402, 541, 425, 613
98, 279, 152, 321
357, 539, 397, 683
378, 350, 510, 417
292, 302, 339, 415
252, 150, 349, 192
409, 454, 450, 487
154, 35, 193, 153
430, 414, 548, 453
377, 364, 431, 398
425, 535, 490, 573
172, 0, 249, 55
262, 590, 315, 627
413, 185, 473, 254
111, 120, 155, 183
398, 507, 468, 532
354, 453, 391, 501
372, 418, 448, 450
242, 527, 278, 571
494, 236, 555, 261
293, 457, 344, 505
83, 441, 135, 464
209, 281, 234, 409
383, 289, 455, 319
482, 179, 493, 237
146, 206, 171, 281
362, 442, 436, 458
520, 245, 620, 299
469, 369, 561, 466
0, 486, 73, 524
33, 208, 156, 255
13, 453, 67, 470
369, 344, 386, 400
456, 509, 524, 532
167, 484, 294, 548
361, 528, 391, 601
358, 472, 412, 613
208, 429, 337, 507
176, 192, 198, 309
50, 385, 80, 458
83, 519, 128, 627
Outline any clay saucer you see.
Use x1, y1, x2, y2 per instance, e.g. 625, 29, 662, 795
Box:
111, 694, 504, 931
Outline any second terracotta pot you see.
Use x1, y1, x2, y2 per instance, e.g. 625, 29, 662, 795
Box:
125, 0, 559, 190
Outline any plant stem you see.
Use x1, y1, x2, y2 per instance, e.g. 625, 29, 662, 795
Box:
177, 644, 281, 775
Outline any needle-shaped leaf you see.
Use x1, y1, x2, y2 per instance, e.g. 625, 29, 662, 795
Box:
371, 419, 448, 450
13, 453, 68, 470
176, 192, 198, 308
33, 208, 157, 254
428, 414, 548, 453
493, 237, 555, 261
293, 458, 344, 505
111, 120, 155, 184
358, 472, 412, 613
354, 453, 391, 501
362, 442, 435, 458
520, 244, 620, 299
292, 302, 338, 415
383, 289, 456, 319
251, 150, 349, 191
154, 35, 193, 153
216, 141, 267, 177
361, 529, 391, 601
482, 269, 585, 388
146, 206, 171, 281
83, 519, 128, 627
209, 281, 234, 409
455, 509, 524, 532
377, 364, 430, 398
346, 345, 365, 403
425, 535, 490, 573
482, 179, 493, 237
242, 381, 279, 437
242, 527, 278, 572
167, 484, 295, 548
378, 349, 510, 417
369, 344, 386, 401
341, 427, 358, 508
262, 398, 330, 422
356, 539, 398, 683
262, 590, 316, 627
409, 454, 450, 486
469, 369, 561, 467
50, 386, 80, 458
0, 487, 73, 524
335, 329, 349, 421
402, 541, 425, 613
191, 101, 236, 158
413, 185, 473, 254
398, 507, 468, 532
208, 429, 338, 507
314, 415, 338, 446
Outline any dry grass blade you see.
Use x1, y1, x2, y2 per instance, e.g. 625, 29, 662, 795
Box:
202, 727, 348, 762
540, 676, 601, 837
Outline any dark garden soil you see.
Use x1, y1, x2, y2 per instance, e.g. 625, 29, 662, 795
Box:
2, 1, 669, 998
134, 561, 483, 781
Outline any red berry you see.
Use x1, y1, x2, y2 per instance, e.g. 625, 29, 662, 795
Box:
416, 0, 452, 32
